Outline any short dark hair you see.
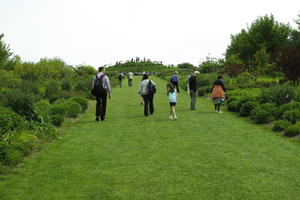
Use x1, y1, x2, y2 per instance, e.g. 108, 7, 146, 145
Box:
98, 67, 105, 72
142, 73, 149, 80
217, 75, 223, 79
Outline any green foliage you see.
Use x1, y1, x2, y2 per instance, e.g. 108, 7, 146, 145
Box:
75, 65, 97, 76
260, 85, 295, 106
177, 62, 194, 69
0, 34, 13, 69
226, 14, 291, 69
50, 114, 64, 127
69, 97, 89, 112
284, 124, 300, 137
251, 103, 279, 123
239, 101, 259, 116
224, 54, 245, 77
227, 100, 240, 112
282, 110, 300, 124
199, 57, 224, 73
6, 91, 40, 121
0, 107, 24, 135
272, 120, 291, 131
280, 102, 300, 115
61, 79, 72, 91
65, 102, 82, 118
48, 104, 66, 116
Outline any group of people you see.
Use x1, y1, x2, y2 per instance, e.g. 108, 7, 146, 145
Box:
118, 71, 134, 88
91, 67, 225, 121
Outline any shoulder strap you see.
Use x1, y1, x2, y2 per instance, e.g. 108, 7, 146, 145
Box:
95, 73, 105, 81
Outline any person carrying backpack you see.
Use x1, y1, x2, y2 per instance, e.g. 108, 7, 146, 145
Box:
170, 71, 180, 93
91, 67, 112, 121
118, 71, 124, 88
138, 73, 156, 116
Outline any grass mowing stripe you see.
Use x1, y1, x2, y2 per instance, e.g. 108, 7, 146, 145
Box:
0, 76, 300, 200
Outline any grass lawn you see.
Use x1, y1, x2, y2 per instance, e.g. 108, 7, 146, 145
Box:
0, 76, 300, 200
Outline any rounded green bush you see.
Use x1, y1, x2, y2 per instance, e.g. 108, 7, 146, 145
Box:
272, 120, 291, 132
239, 101, 259, 116
34, 100, 51, 114
0, 141, 23, 166
251, 108, 271, 124
17, 132, 40, 155
48, 104, 66, 116
66, 102, 82, 118
0, 107, 24, 135
282, 110, 300, 124
50, 114, 64, 127
284, 124, 300, 137
69, 97, 88, 112
280, 102, 300, 114
227, 100, 240, 112
227, 96, 240, 104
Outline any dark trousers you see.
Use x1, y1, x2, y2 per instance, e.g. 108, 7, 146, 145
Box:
128, 79, 132, 87
142, 94, 154, 116
171, 81, 180, 93
96, 91, 107, 120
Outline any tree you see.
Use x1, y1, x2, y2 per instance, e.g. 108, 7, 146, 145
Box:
226, 15, 292, 71
0, 34, 13, 70
177, 62, 194, 69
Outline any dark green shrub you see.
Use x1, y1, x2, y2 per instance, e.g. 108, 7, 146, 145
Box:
284, 124, 300, 137
251, 109, 271, 124
260, 85, 295, 106
226, 96, 240, 104
198, 87, 207, 96
65, 102, 82, 118
260, 103, 281, 120
280, 102, 300, 114
28, 121, 57, 139
61, 79, 72, 91
6, 91, 40, 121
34, 100, 51, 114
282, 110, 300, 124
0, 107, 24, 135
14, 132, 40, 155
0, 141, 23, 166
69, 97, 89, 112
272, 120, 291, 131
50, 114, 64, 127
239, 101, 259, 116
45, 80, 60, 98
48, 104, 66, 116
227, 100, 240, 112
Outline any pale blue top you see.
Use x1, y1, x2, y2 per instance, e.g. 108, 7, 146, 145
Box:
169, 90, 177, 102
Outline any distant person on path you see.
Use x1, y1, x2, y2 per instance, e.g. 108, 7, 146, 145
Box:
138, 73, 156, 116
118, 71, 124, 88
189, 71, 200, 110
170, 71, 180, 93
91, 67, 112, 121
167, 83, 178, 120
211, 75, 226, 113
186, 72, 192, 94
127, 72, 133, 87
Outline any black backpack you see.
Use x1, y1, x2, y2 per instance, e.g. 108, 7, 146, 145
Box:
147, 80, 156, 94
91, 74, 105, 96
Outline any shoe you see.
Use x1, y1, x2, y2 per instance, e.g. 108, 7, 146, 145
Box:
95, 117, 99, 121
174, 116, 177, 120
218, 111, 223, 114
214, 110, 218, 112
169, 116, 173, 119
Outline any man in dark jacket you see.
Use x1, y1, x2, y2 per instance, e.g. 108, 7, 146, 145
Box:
188, 71, 200, 110
92, 67, 112, 121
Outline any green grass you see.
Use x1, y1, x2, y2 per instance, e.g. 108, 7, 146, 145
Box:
1, 77, 300, 200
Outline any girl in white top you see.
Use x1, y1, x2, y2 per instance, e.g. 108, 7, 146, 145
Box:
167, 83, 178, 120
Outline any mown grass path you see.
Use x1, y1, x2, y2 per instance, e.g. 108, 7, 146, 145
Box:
1, 77, 300, 200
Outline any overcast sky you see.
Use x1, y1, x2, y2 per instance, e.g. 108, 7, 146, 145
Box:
0, 0, 299, 67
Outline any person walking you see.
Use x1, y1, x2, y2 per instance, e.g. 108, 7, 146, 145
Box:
167, 83, 178, 120
138, 73, 156, 116
170, 71, 180, 93
118, 71, 123, 88
186, 72, 192, 94
127, 72, 133, 87
211, 75, 226, 113
189, 71, 200, 110
91, 67, 112, 121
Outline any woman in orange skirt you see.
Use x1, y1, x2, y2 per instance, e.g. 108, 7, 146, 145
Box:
211, 75, 225, 113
